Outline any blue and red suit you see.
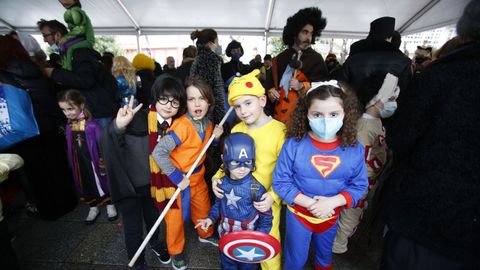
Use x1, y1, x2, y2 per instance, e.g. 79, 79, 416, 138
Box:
273, 136, 368, 270
207, 173, 273, 270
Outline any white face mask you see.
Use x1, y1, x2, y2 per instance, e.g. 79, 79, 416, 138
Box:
379, 101, 397, 118
50, 43, 60, 54
214, 45, 222, 56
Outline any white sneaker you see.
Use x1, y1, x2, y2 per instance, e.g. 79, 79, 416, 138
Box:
106, 204, 118, 221
85, 207, 100, 225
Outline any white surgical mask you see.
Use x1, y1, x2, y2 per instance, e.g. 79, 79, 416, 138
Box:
379, 101, 397, 118
309, 117, 343, 140
50, 43, 60, 54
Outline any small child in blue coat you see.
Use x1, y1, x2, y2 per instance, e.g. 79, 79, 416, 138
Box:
196, 132, 272, 270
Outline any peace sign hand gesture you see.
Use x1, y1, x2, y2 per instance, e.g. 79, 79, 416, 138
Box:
115, 96, 143, 129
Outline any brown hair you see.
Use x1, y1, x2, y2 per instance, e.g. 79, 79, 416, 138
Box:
287, 83, 360, 149
0, 35, 31, 70
432, 36, 465, 60
183, 45, 197, 59
190, 28, 218, 45
57, 89, 92, 120
185, 76, 215, 113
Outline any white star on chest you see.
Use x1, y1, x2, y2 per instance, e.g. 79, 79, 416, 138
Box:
225, 188, 242, 209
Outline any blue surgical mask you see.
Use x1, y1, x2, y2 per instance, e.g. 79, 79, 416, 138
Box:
231, 52, 241, 61
380, 101, 397, 118
50, 43, 60, 54
309, 117, 343, 140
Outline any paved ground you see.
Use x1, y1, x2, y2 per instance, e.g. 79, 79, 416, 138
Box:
6, 201, 383, 270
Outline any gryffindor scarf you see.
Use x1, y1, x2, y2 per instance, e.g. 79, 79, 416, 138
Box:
148, 106, 178, 210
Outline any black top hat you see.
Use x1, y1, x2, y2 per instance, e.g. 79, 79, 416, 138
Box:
367, 16, 395, 41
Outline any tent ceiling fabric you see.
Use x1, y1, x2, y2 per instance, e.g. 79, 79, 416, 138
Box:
0, 0, 470, 37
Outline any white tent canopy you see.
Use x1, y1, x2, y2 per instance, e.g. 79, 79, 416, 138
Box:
0, 0, 469, 38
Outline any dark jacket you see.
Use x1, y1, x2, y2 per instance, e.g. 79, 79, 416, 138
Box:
101, 108, 150, 202
335, 39, 412, 94
265, 47, 329, 91
135, 69, 155, 106
221, 60, 252, 86
51, 48, 115, 119
385, 42, 480, 265
0, 58, 63, 133
173, 59, 194, 85
190, 45, 226, 125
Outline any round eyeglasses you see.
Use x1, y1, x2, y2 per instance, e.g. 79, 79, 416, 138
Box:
157, 96, 180, 108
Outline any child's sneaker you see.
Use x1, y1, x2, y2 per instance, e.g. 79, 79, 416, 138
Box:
152, 246, 171, 264
198, 236, 218, 247
85, 207, 99, 225
172, 253, 187, 270
106, 204, 118, 221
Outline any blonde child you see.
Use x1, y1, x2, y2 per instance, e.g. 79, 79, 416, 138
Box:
272, 81, 368, 270
112, 56, 137, 107
57, 89, 117, 224
152, 76, 223, 270
212, 69, 286, 270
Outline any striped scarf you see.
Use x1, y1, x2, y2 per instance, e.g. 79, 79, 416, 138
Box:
148, 106, 178, 210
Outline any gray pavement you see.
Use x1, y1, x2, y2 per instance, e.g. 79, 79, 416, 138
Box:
7, 203, 383, 269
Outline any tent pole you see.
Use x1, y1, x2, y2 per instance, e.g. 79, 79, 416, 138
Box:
136, 29, 141, 53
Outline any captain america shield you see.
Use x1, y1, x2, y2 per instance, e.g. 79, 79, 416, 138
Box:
219, 231, 281, 263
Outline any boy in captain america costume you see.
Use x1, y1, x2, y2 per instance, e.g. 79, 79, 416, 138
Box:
196, 132, 273, 270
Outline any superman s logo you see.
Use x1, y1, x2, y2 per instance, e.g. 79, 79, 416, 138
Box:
310, 155, 341, 178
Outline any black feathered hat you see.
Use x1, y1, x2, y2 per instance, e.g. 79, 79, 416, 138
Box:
225, 40, 244, 57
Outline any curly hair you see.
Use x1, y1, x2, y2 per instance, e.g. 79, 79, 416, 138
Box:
282, 7, 327, 47
112, 56, 136, 89
287, 83, 360, 149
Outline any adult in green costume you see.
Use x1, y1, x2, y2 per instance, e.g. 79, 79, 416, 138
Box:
59, 0, 95, 71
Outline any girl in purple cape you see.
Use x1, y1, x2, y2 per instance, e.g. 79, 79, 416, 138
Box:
58, 89, 117, 224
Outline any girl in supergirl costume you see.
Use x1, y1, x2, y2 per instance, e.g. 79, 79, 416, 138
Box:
272, 81, 368, 270
57, 89, 117, 224
152, 76, 223, 270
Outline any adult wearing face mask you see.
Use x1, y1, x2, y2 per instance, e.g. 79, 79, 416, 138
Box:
190, 28, 226, 126
37, 19, 115, 127
220, 40, 252, 91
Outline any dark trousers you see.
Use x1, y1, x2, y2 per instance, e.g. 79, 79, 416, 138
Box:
220, 252, 258, 270
117, 185, 163, 266
12, 130, 77, 220
0, 221, 20, 270
380, 230, 478, 270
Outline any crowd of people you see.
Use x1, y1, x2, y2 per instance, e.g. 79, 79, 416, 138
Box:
1, 0, 479, 270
